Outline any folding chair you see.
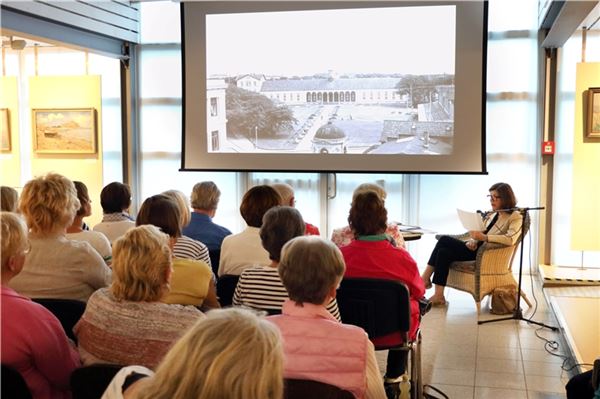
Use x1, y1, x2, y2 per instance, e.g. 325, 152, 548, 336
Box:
217, 274, 240, 307
337, 278, 422, 399
1, 364, 32, 399
284, 378, 354, 399
32, 298, 86, 342
70, 364, 124, 399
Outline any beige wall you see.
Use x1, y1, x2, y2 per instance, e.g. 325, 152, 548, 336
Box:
571, 63, 600, 251
0, 77, 21, 188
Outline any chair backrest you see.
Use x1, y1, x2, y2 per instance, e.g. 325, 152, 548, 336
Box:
208, 249, 221, 276
336, 278, 411, 341
1, 364, 33, 399
70, 364, 123, 399
217, 274, 240, 307
284, 378, 354, 399
31, 298, 86, 342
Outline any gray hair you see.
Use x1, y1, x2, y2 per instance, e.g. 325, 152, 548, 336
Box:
352, 183, 387, 202
190, 181, 221, 210
271, 183, 294, 206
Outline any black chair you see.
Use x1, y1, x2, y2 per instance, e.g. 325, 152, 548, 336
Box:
1, 365, 33, 399
208, 249, 221, 276
31, 298, 86, 342
70, 364, 124, 399
336, 278, 422, 399
217, 274, 240, 307
284, 378, 354, 399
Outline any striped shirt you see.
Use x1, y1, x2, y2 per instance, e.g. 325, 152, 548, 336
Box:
173, 235, 211, 268
232, 266, 341, 321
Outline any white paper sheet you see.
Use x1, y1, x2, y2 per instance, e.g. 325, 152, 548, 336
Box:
456, 208, 485, 231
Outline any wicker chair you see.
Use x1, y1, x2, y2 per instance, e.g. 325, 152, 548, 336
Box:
438, 213, 533, 314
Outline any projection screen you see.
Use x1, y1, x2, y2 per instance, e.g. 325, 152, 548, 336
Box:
181, 1, 488, 173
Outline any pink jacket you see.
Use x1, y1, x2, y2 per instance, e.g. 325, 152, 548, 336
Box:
268, 300, 369, 398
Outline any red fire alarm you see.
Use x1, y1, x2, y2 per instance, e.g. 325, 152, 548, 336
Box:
542, 141, 555, 155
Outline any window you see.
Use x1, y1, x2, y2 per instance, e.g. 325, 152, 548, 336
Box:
211, 130, 219, 151
210, 97, 218, 116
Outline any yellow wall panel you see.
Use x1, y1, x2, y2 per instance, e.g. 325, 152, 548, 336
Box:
0, 77, 21, 188
571, 63, 600, 251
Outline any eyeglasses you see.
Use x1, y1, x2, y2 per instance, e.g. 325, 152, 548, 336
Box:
487, 194, 501, 200
22, 240, 32, 255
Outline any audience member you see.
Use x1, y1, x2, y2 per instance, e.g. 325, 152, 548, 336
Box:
1, 212, 81, 399
331, 183, 405, 248
162, 189, 211, 267
271, 182, 320, 236
74, 225, 203, 369
1, 185, 18, 212
9, 173, 111, 302
136, 194, 218, 309
93, 182, 136, 243
268, 236, 386, 399
233, 206, 340, 320
67, 181, 112, 263
218, 185, 281, 276
183, 181, 232, 253
340, 192, 424, 397
102, 308, 283, 399
421, 182, 521, 306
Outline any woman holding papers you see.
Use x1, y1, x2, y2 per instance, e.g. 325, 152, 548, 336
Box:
421, 182, 522, 306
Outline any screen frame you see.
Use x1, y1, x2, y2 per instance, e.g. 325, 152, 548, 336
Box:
181, 1, 488, 174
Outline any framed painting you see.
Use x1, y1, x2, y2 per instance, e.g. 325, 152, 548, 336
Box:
1, 108, 10, 152
32, 108, 97, 154
588, 87, 600, 138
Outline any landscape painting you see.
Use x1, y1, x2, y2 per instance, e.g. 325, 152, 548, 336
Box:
33, 108, 96, 154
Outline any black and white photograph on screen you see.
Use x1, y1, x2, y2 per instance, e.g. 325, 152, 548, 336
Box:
205, 5, 456, 155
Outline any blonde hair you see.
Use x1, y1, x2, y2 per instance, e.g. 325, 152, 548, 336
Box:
1, 212, 28, 270
135, 308, 284, 399
279, 236, 345, 305
352, 183, 387, 202
271, 183, 294, 206
1, 186, 19, 212
162, 190, 191, 228
18, 173, 79, 235
110, 225, 172, 302
191, 181, 221, 210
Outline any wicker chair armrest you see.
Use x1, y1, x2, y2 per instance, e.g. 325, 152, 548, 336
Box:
474, 243, 515, 275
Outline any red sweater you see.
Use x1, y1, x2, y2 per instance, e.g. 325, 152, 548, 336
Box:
340, 239, 425, 343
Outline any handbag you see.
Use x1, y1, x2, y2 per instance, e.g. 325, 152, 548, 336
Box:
490, 285, 517, 315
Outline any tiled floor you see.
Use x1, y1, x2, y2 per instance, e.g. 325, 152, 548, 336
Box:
375, 273, 574, 399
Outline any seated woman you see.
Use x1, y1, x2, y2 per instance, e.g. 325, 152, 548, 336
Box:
93, 182, 136, 244
74, 225, 203, 369
233, 206, 340, 320
331, 183, 405, 249
9, 173, 111, 302
101, 308, 283, 399
67, 181, 112, 264
136, 194, 219, 309
218, 185, 281, 276
421, 182, 522, 306
268, 236, 386, 399
1, 186, 18, 212
162, 189, 211, 267
1, 212, 81, 399
340, 192, 424, 395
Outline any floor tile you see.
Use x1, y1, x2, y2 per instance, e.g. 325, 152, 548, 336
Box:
522, 361, 568, 378
473, 386, 527, 399
527, 390, 567, 399
425, 383, 474, 399
475, 370, 526, 390
477, 346, 523, 361
525, 374, 570, 394
432, 353, 476, 371
431, 367, 476, 386
520, 348, 566, 364
476, 357, 523, 374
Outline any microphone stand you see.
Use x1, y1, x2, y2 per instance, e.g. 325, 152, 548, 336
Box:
478, 206, 557, 330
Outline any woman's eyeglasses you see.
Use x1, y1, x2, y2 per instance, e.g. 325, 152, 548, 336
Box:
487, 194, 501, 200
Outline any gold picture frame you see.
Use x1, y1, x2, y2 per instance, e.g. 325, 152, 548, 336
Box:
588, 87, 600, 138
32, 108, 97, 154
1, 108, 10, 152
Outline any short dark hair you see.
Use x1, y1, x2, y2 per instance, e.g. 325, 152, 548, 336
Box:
73, 181, 90, 217
136, 194, 181, 238
239, 185, 281, 228
260, 206, 305, 262
100, 182, 132, 213
489, 182, 517, 209
348, 192, 387, 237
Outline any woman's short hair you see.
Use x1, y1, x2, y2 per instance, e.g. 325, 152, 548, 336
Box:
352, 182, 387, 202
100, 182, 131, 214
260, 206, 305, 262
162, 190, 191, 228
111, 225, 172, 302
1, 186, 19, 212
136, 194, 181, 238
348, 192, 388, 236
279, 236, 345, 305
135, 308, 284, 399
1, 212, 28, 270
73, 181, 90, 217
191, 181, 221, 210
489, 182, 517, 210
271, 183, 295, 206
239, 185, 281, 228
19, 173, 79, 235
